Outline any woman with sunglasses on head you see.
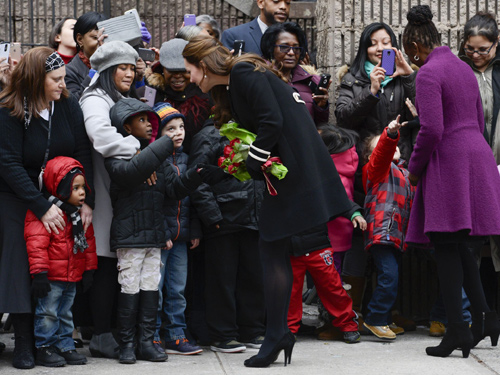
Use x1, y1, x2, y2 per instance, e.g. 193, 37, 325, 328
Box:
260, 22, 329, 125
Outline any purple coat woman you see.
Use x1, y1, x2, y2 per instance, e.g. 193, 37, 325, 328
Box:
406, 45, 500, 245
403, 4, 500, 359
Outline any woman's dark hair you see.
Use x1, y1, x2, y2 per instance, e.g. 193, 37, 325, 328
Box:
463, 11, 499, 44
260, 22, 308, 62
403, 5, 440, 50
92, 66, 138, 102
73, 11, 107, 52
317, 123, 359, 154
350, 22, 398, 80
48, 17, 74, 49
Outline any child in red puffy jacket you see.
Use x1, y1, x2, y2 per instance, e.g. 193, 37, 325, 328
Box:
25, 156, 97, 367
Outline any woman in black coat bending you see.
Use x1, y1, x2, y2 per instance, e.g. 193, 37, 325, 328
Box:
183, 36, 355, 368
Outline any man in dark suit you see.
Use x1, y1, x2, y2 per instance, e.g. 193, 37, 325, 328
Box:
221, 0, 290, 55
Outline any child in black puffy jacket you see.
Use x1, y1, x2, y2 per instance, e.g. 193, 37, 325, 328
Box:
105, 98, 219, 364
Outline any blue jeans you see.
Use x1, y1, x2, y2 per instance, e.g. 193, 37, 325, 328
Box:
365, 245, 401, 326
155, 241, 188, 341
430, 288, 472, 325
34, 281, 76, 351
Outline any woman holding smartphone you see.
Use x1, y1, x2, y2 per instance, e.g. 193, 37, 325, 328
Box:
183, 35, 355, 368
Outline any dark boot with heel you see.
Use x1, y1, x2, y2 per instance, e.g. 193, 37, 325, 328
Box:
471, 311, 500, 347
117, 292, 140, 364
135, 291, 168, 362
426, 322, 473, 358
11, 313, 35, 369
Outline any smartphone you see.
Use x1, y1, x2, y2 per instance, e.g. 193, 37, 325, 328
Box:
10, 42, 21, 61
144, 86, 157, 107
0, 42, 10, 63
138, 47, 155, 62
314, 73, 331, 95
184, 14, 196, 26
233, 40, 245, 56
381, 49, 396, 76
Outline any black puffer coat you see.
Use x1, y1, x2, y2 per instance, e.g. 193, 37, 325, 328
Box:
105, 98, 203, 251
335, 66, 417, 162
188, 122, 264, 240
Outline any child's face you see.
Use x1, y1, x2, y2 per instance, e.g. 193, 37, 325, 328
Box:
369, 135, 401, 162
67, 174, 86, 206
161, 118, 185, 148
124, 112, 152, 140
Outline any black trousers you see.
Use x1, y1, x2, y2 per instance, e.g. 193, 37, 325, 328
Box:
205, 229, 265, 342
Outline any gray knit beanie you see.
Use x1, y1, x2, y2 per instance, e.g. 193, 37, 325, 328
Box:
159, 38, 188, 71
90, 40, 139, 73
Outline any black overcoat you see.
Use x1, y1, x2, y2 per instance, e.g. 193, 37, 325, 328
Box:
227, 62, 353, 241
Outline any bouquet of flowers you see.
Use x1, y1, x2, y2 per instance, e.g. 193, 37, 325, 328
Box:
218, 122, 288, 195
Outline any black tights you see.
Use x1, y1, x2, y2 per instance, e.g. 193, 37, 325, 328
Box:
434, 240, 490, 324
257, 237, 293, 358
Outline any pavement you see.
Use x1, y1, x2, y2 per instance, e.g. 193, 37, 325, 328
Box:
1, 305, 499, 375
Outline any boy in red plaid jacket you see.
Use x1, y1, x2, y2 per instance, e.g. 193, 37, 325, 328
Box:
361, 115, 415, 341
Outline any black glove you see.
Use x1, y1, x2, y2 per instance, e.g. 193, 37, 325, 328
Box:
245, 156, 265, 180
197, 164, 231, 185
81, 270, 94, 293
31, 272, 51, 299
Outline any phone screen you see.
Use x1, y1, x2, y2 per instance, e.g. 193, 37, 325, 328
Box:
0, 43, 10, 62
233, 40, 245, 56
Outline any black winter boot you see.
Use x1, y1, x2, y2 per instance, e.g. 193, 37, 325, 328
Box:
471, 311, 500, 347
426, 322, 473, 358
11, 313, 35, 369
136, 291, 168, 362
117, 292, 140, 364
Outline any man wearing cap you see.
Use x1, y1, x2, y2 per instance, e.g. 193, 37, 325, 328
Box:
143, 38, 211, 154
221, 0, 291, 55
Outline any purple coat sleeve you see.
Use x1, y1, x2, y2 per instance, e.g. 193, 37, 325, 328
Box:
408, 69, 444, 178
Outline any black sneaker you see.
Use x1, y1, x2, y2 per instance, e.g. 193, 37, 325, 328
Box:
343, 331, 361, 344
36, 346, 66, 367
56, 348, 87, 365
210, 339, 246, 353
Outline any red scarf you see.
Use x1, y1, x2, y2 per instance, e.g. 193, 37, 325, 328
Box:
78, 51, 91, 69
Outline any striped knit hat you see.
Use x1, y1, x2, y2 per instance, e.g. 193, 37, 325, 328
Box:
153, 102, 186, 136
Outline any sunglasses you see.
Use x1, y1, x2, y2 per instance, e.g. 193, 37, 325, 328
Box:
275, 44, 303, 55
464, 43, 496, 56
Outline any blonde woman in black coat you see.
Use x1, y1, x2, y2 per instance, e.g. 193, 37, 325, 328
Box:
183, 36, 356, 368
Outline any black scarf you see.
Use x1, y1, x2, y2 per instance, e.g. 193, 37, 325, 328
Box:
46, 195, 88, 254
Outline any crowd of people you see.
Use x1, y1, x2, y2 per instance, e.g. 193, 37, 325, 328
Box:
0, 0, 500, 370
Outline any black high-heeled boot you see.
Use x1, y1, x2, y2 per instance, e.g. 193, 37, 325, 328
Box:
471, 311, 500, 347
117, 292, 140, 364
244, 331, 296, 368
426, 322, 473, 358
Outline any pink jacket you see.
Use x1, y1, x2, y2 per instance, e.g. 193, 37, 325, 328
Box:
327, 146, 358, 252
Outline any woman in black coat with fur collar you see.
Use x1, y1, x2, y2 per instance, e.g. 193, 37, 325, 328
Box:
183, 36, 356, 368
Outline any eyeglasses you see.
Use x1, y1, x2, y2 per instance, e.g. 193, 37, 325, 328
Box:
464, 43, 496, 56
275, 45, 303, 55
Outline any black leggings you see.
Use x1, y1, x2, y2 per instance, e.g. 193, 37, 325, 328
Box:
257, 237, 293, 357
433, 239, 489, 324
89, 256, 119, 334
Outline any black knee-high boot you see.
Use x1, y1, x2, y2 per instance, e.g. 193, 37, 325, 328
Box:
117, 293, 140, 364
471, 311, 500, 347
11, 313, 35, 369
136, 290, 167, 362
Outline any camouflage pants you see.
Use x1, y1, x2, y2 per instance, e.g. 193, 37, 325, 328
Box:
116, 248, 161, 294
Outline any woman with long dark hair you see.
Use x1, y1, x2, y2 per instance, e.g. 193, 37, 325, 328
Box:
403, 4, 500, 358
79, 40, 141, 359
183, 35, 355, 368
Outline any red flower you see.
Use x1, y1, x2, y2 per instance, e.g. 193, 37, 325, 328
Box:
218, 156, 226, 167
223, 145, 232, 157
229, 139, 241, 147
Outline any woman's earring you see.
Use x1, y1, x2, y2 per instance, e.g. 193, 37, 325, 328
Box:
204, 75, 207, 78
414, 55, 420, 61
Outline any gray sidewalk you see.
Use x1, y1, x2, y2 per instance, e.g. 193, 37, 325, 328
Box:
1, 326, 499, 375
